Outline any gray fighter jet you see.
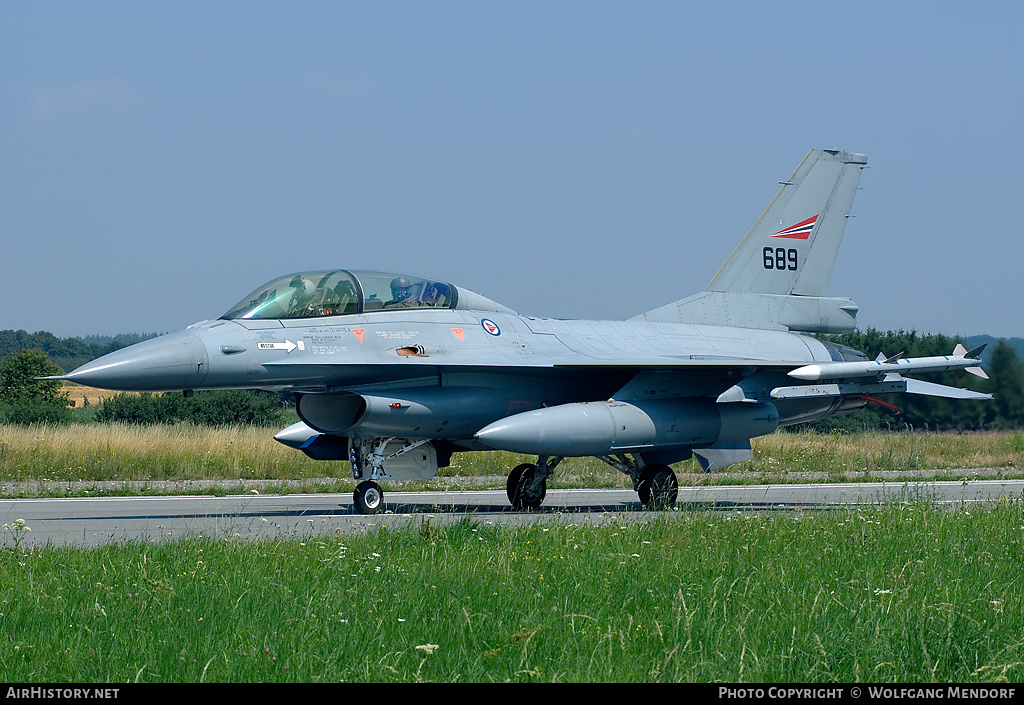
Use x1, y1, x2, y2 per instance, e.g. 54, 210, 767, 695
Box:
52, 149, 990, 514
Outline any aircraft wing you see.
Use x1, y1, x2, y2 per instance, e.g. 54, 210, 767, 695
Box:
555, 347, 991, 402
263, 346, 990, 401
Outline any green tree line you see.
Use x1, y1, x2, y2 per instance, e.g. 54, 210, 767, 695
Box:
0, 330, 285, 425
0, 347, 285, 427
0, 349, 72, 424
0, 330, 158, 374
94, 390, 282, 425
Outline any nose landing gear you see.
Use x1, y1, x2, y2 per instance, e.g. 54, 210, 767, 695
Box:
354, 480, 384, 515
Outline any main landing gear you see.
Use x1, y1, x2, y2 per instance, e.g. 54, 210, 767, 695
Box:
506, 457, 562, 509
504, 454, 679, 511
601, 455, 678, 510
636, 463, 679, 510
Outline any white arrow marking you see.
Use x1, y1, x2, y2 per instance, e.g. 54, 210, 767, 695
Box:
258, 340, 298, 353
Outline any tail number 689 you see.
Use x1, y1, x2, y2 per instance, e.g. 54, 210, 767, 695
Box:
763, 247, 798, 271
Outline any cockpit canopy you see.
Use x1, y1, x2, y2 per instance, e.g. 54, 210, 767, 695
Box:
221, 270, 461, 320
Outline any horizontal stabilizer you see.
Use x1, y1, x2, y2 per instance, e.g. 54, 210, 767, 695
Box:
632, 292, 859, 333
771, 373, 990, 401
903, 378, 992, 400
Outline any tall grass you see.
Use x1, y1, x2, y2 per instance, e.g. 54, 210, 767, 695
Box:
0, 423, 545, 491
1, 425, 1022, 494
746, 430, 1024, 477
2, 503, 1023, 682
0, 424, 318, 483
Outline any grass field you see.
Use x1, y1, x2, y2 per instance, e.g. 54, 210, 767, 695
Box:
3, 503, 1023, 682
3, 425, 1024, 682
1, 424, 1022, 497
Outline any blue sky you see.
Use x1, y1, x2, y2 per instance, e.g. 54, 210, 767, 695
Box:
3, 1, 1021, 339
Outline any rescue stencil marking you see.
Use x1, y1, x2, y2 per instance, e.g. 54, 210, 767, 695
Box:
257, 340, 302, 353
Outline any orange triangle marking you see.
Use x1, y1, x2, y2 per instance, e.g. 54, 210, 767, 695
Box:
451, 328, 464, 341
352, 328, 365, 343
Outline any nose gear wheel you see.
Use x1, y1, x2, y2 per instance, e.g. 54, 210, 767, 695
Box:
354, 480, 384, 515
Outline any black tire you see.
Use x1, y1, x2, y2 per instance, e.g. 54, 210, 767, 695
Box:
637, 464, 678, 510
506, 463, 547, 509
354, 480, 384, 515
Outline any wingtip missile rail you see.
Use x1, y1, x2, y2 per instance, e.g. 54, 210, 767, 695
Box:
788, 344, 988, 382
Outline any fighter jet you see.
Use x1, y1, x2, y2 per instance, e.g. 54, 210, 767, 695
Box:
51, 149, 990, 514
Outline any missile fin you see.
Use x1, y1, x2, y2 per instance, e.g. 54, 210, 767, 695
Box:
965, 343, 987, 359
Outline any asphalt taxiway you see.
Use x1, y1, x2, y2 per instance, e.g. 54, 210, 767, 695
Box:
2, 480, 1022, 548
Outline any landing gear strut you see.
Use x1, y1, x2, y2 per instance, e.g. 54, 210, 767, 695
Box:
597, 454, 678, 510
503, 453, 679, 511
348, 437, 435, 515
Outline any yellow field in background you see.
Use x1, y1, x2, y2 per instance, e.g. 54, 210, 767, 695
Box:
60, 384, 129, 408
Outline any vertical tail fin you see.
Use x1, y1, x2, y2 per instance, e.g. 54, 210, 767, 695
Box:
707, 149, 868, 296
633, 149, 867, 333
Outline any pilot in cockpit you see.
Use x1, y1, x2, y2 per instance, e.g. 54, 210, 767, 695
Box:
287, 276, 317, 315
384, 276, 419, 308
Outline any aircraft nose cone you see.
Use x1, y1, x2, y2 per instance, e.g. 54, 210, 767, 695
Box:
62, 330, 210, 391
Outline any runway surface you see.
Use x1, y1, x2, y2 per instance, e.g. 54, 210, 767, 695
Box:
2, 480, 1022, 548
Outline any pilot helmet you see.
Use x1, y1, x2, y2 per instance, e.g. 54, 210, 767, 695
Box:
287, 275, 316, 309
390, 276, 413, 301
289, 275, 314, 293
